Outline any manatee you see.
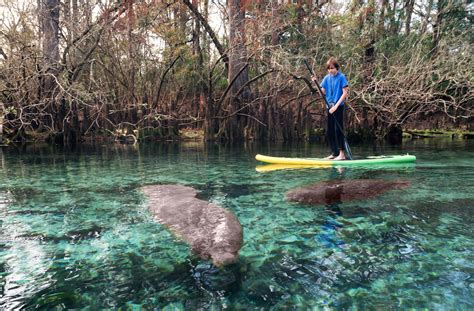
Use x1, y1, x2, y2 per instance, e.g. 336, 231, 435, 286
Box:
286, 179, 410, 205
141, 184, 243, 267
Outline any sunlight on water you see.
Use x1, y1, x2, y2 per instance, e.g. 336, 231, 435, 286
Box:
0, 140, 473, 309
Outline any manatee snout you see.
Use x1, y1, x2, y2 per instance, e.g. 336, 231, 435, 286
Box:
210, 229, 243, 266
211, 251, 239, 266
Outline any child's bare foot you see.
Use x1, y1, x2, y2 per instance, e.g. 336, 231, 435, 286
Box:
334, 155, 346, 161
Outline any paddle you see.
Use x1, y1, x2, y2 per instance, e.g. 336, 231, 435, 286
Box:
303, 59, 353, 160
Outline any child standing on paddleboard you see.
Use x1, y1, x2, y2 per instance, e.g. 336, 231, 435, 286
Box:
312, 57, 349, 160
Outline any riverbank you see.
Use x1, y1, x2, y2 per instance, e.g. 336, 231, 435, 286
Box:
0, 127, 473, 146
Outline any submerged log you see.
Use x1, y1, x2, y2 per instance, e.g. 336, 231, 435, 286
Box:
141, 184, 243, 267
286, 179, 411, 205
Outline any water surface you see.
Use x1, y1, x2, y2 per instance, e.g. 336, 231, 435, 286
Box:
0, 139, 473, 309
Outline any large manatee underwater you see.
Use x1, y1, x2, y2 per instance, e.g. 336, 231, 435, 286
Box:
286, 179, 411, 205
141, 184, 243, 267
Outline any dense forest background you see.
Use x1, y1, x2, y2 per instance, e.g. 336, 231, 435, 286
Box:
0, 0, 472, 145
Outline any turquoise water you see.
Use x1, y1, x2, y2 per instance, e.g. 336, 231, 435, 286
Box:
0, 139, 473, 309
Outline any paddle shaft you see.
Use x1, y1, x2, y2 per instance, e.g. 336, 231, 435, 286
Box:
304, 60, 353, 160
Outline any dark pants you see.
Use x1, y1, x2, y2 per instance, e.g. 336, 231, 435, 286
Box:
327, 106, 345, 156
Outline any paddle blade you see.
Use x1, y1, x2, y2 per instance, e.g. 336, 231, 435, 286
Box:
344, 139, 353, 160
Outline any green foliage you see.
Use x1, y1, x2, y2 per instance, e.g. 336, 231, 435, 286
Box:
438, 0, 473, 40
4, 106, 17, 117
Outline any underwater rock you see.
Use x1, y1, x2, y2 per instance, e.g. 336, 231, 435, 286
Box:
286, 179, 410, 205
141, 184, 243, 267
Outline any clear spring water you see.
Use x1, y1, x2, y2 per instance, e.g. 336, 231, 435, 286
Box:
0, 139, 473, 309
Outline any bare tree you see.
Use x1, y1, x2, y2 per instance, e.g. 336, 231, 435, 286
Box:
217, 0, 251, 141
0, 0, 471, 145
40, 0, 60, 108
404, 0, 415, 36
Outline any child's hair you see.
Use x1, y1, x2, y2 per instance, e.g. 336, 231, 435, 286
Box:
326, 57, 340, 70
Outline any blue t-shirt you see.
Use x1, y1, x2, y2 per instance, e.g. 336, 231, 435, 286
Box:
321, 72, 348, 106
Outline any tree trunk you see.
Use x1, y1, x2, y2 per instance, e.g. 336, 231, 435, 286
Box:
42, 0, 60, 70
420, 0, 434, 35
37, 0, 42, 46
404, 0, 415, 36
72, 0, 79, 40
431, 0, 445, 57
378, 0, 389, 36
192, 0, 205, 122
41, 0, 60, 132
0, 102, 4, 143
359, 0, 376, 137
80, 0, 92, 27
182, 0, 228, 66
182, 0, 223, 139
228, 0, 250, 97
127, 0, 136, 118
222, 0, 250, 141
200, 0, 209, 123
64, 0, 71, 42
389, 0, 399, 34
